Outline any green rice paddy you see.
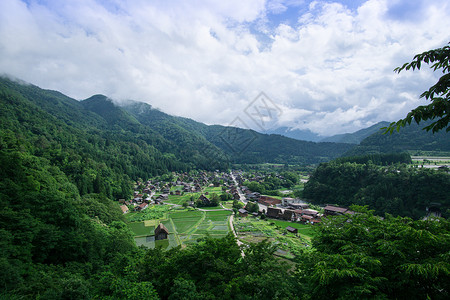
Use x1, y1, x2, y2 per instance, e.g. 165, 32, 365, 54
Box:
127, 205, 232, 249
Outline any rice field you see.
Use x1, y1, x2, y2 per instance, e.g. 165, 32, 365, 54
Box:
128, 205, 232, 249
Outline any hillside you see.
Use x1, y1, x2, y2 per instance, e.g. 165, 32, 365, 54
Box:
0, 76, 356, 186
122, 100, 355, 164
261, 126, 323, 142
320, 121, 390, 144
345, 120, 450, 156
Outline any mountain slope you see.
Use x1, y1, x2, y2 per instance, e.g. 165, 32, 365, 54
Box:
345, 120, 450, 156
320, 121, 390, 144
121, 100, 356, 164
261, 127, 323, 142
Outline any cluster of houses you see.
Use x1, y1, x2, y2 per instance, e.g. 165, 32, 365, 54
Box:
119, 171, 241, 213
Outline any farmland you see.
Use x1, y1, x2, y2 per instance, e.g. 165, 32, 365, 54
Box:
233, 215, 315, 258
127, 206, 232, 249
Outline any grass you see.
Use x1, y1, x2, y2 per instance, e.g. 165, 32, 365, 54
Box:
128, 222, 154, 236
129, 206, 231, 249
170, 210, 203, 219
125, 204, 171, 222
172, 219, 200, 233
165, 193, 199, 205
234, 216, 314, 258
270, 219, 316, 239
203, 186, 223, 193
200, 205, 225, 210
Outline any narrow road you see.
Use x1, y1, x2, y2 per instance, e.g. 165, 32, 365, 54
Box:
228, 214, 245, 257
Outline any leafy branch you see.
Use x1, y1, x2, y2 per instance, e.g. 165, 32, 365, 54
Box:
384, 43, 450, 134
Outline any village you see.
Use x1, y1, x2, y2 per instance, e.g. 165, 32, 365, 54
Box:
120, 170, 354, 257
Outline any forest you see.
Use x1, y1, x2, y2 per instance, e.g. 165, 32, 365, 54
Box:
303, 154, 450, 219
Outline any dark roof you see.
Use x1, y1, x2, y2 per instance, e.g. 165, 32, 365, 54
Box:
286, 226, 298, 233
324, 205, 348, 213
267, 207, 281, 217
154, 223, 169, 235
302, 209, 318, 216
238, 208, 248, 214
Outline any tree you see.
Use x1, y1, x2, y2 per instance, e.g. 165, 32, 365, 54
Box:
385, 43, 450, 133
297, 206, 450, 299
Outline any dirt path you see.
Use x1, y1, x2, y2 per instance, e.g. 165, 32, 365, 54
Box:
229, 214, 245, 257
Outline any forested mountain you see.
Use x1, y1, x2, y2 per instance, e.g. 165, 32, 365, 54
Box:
122, 100, 355, 164
320, 121, 390, 144
345, 120, 450, 156
303, 157, 450, 219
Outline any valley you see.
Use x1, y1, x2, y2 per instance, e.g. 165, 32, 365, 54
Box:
1, 76, 449, 299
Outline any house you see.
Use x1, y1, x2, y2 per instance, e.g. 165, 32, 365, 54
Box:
286, 226, 298, 234
175, 190, 181, 195
302, 209, 319, 217
301, 215, 313, 223
281, 197, 296, 206
120, 205, 129, 214
288, 203, 309, 210
238, 208, 248, 217
258, 196, 282, 207
157, 194, 169, 201
267, 207, 281, 218
154, 223, 169, 240
135, 202, 148, 211
281, 209, 295, 221
198, 194, 211, 206
233, 192, 240, 200
324, 205, 354, 216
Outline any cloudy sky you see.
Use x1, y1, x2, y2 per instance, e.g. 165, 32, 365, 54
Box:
1, 0, 449, 136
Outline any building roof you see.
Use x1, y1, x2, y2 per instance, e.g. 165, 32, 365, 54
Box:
267, 207, 281, 217
238, 208, 248, 214
324, 205, 348, 213
302, 209, 318, 216
120, 205, 129, 213
138, 202, 148, 209
286, 226, 298, 233
155, 223, 169, 235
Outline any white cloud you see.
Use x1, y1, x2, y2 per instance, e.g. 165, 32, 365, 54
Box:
0, 0, 449, 136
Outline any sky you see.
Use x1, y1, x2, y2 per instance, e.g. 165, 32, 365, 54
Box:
0, 0, 449, 136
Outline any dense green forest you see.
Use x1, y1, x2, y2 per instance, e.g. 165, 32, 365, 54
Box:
303, 154, 450, 219
346, 120, 450, 156
122, 100, 354, 165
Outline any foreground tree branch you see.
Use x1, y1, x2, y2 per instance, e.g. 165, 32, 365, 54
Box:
384, 43, 450, 133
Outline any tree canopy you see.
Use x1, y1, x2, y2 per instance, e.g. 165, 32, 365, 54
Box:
385, 43, 450, 133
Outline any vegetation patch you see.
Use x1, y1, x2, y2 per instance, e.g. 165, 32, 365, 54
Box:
128, 222, 153, 236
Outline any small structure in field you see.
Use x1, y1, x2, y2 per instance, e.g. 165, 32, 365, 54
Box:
238, 208, 248, 217
286, 226, 298, 234
154, 223, 169, 240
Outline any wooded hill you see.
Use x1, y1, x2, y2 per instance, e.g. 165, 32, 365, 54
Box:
346, 120, 450, 156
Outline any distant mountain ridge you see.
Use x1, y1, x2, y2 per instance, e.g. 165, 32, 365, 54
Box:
261, 127, 324, 142
320, 122, 390, 144
0, 76, 355, 169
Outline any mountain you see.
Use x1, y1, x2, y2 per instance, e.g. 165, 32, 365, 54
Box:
345, 120, 450, 156
261, 127, 323, 142
121, 100, 355, 165
0, 76, 355, 173
320, 121, 390, 144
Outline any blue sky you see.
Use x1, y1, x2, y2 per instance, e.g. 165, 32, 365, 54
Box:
0, 0, 449, 135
